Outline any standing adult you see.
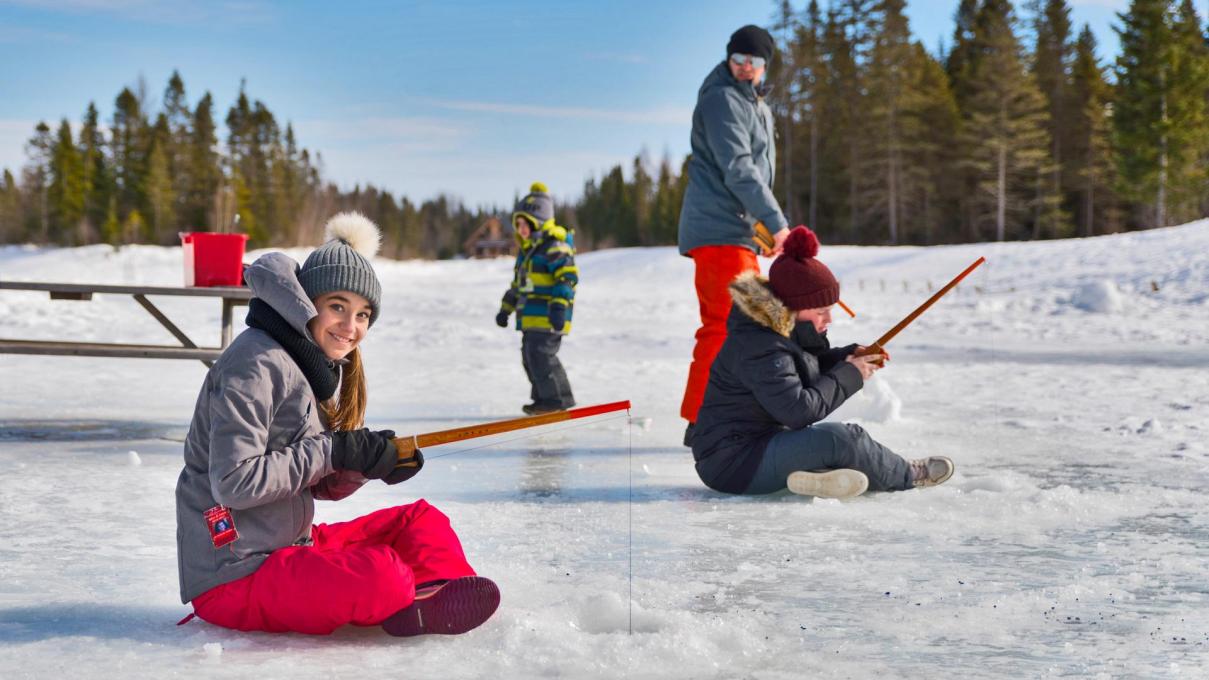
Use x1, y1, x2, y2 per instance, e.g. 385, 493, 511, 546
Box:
678, 24, 793, 446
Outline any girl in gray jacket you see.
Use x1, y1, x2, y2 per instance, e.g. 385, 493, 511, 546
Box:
175, 213, 498, 636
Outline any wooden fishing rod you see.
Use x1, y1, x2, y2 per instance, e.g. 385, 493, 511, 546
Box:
855, 256, 986, 363
391, 400, 632, 461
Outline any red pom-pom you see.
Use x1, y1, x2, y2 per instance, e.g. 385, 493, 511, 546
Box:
782, 226, 819, 260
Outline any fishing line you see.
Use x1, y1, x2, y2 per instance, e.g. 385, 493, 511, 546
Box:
628, 407, 634, 636
423, 413, 631, 460
420, 406, 638, 635
982, 259, 1002, 467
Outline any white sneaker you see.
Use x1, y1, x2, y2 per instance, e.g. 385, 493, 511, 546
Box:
909, 456, 955, 487
787, 469, 869, 498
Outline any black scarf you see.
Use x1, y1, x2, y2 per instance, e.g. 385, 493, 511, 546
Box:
791, 320, 830, 355
245, 298, 339, 401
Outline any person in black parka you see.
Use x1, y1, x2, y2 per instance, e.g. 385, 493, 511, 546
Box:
691, 226, 955, 498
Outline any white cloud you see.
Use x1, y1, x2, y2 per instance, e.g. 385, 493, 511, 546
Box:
0, 24, 74, 44
422, 98, 690, 126
317, 145, 640, 207
293, 116, 467, 146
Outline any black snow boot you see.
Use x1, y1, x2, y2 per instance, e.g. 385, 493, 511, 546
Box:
382, 576, 500, 637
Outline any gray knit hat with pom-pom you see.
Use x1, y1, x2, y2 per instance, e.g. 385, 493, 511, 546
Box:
299, 212, 383, 325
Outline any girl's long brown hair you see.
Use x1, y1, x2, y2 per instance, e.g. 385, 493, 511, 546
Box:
321, 347, 367, 431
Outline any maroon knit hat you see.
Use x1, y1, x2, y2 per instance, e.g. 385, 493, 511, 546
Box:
768, 226, 839, 311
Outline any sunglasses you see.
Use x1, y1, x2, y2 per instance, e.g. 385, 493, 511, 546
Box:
730, 53, 766, 69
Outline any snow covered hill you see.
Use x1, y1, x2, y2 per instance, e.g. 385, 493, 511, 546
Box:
1, 221, 1207, 678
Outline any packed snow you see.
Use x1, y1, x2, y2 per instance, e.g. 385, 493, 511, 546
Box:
1, 221, 1208, 678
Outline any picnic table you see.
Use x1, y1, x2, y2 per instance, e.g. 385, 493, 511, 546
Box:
0, 280, 252, 367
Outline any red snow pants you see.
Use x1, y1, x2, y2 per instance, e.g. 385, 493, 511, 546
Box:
680, 245, 760, 423
191, 500, 476, 635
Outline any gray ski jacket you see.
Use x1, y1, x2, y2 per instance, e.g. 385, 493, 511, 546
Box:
677, 61, 788, 256
175, 252, 368, 603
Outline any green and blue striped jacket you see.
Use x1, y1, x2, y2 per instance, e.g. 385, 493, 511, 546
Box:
499, 221, 578, 334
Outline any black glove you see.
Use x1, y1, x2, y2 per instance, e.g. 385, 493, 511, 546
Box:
331, 428, 397, 480
383, 446, 424, 485
495, 309, 510, 328
548, 302, 566, 332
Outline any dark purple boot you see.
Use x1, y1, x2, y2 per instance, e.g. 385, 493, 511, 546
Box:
382, 576, 501, 637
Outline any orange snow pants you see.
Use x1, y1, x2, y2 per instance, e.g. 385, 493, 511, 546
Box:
680, 245, 759, 423
191, 500, 476, 635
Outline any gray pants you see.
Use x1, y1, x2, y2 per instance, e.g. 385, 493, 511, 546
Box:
744, 422, 912, 495
521, 331, 574, 409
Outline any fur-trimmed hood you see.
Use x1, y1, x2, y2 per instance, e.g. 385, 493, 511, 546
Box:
729, 271, 794, 337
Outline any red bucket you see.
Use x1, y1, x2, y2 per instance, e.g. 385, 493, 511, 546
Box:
180, 232, 248, 287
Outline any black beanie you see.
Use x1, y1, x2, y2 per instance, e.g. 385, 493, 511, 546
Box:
727, 25, 775, 62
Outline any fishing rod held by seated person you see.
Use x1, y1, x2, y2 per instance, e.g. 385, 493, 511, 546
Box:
389, 400, 633, 463
853, 256, 987, 366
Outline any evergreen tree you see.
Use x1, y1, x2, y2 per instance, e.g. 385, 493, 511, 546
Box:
650, 154, 680, 244
225, 84, 258, 239
1167, 0, 1209, 222
1113, 0, 1209, 227
904, 43, 960, 244
838, 1, 875, 241
0, 169, 19, 242
79, 102, 110, 240
816, 8, 859, 240
946, 0, 981, 106
770, 0, 801, 223
145, 124, 177, 243
47, 120, 86, 243
630, 155, 653, 245
186, 92, 221, 231
793, 0, 826, 230
162, 71, 192, 232
958, 0, 1059, 241
111, 87, 146, 227
23, 122, 53, 242
1068, 25, 1118, 235
862, 0, 917, 243
1031, 0, 1075, 238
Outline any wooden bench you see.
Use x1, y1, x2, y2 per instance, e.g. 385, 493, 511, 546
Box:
0, 280, 253, 367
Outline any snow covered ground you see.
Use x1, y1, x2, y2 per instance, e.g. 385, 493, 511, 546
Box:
1, 221, 1207, 678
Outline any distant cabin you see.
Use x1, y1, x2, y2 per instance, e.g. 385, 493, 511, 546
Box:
462, 217, 515, 259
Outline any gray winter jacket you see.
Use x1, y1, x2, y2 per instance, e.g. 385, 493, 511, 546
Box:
175, 252, 368, 603
677, 61, 788, 256
692, 273, 863, 493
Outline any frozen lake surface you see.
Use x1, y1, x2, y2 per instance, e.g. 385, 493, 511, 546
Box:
2, 222, 1208, 678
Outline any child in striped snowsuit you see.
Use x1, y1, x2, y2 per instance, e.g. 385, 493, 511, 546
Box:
495, 182, 578, 414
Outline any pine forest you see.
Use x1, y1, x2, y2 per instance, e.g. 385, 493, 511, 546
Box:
1, 0, 1207, 254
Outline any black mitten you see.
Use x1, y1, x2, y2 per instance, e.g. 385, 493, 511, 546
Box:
548, 302, 566, 332
383, 446, 425, 485
331, 428, 397, 480
496, 310, 510, 327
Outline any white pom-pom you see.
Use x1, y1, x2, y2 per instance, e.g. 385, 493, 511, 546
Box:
323, 212, 381, 258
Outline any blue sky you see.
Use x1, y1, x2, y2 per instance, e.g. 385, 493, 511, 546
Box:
0, 0, 1135, 208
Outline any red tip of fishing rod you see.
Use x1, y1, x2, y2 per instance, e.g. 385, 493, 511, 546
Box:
565, 400, 631, 419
